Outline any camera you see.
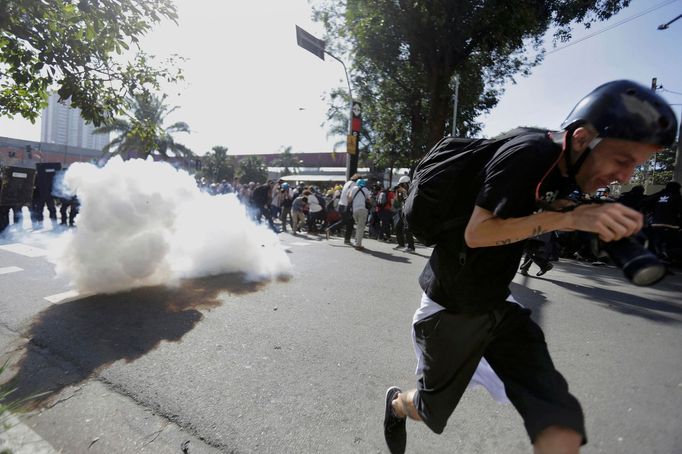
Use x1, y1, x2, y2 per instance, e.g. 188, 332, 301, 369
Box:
593, 233, 667, 286
564, 197, 667, 286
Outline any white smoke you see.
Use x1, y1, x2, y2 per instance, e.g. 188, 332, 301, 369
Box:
52, 157, 291, 294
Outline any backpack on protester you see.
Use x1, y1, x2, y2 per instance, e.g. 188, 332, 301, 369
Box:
403, 127, 546, 246
350, 186, 371, 212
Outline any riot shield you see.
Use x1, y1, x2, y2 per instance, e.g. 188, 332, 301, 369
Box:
0, 166, 36, 206
36, 162, 62, 198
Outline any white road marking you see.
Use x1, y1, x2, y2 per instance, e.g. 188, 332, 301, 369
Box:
44, 290, 80, 304
0, 266, 23, 275
0, 243, 48, 258
288, 242, 312, 247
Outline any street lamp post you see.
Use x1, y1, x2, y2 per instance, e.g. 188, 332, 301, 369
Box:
657, 14, 682, 30
657, 18, 682, 183
451, 73, 460, 137
296, 25, 358, 180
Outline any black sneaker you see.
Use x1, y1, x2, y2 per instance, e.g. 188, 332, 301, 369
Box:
384, 386, 406, 454
536, 263, 553, 276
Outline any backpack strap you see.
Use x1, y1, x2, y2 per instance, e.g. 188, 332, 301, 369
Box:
353, 187, 369, 201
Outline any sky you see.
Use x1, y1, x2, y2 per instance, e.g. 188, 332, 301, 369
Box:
0, 0, 681, 156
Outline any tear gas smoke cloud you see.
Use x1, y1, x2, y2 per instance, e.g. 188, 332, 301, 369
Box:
53, 157, 292, 294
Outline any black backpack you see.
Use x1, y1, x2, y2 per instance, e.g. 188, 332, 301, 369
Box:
403, 128, 546, 246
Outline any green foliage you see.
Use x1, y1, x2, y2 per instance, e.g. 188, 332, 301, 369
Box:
200, 146, 236, 182
271, 146, 301, 176
0, 0, 183, 125
631, 145, 678, 186
1, 360, 18, 440
95, 93, 193, 160
315, 0, 630, 166
236, 156, 268, 184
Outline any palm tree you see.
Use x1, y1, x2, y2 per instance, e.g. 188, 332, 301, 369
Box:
271, 146, 301, 176
95, 93, 193, 160
201, 145, 236, 182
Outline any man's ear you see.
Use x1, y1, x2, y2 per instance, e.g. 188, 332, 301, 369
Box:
571, 127, 597, 153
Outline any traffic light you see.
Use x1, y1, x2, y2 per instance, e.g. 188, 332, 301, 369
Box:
651, 77, 658, 91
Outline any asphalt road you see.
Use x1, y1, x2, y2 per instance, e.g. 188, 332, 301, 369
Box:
1, 227, 681, 453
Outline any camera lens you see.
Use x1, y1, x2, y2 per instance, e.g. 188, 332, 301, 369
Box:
602, 237, 667, 286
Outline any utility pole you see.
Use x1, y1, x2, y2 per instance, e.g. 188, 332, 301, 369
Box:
451, 74, 460, 137
674, 107, 682, 184
651, 78, 681, 184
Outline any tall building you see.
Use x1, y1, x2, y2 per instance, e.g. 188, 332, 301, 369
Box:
40, 93, 109, 151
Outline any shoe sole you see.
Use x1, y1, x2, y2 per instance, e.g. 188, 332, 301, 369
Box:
384, 386, 401, 427
384, 386, 406, 454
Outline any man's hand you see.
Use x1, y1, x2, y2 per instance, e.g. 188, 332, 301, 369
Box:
567, 203, 643, 242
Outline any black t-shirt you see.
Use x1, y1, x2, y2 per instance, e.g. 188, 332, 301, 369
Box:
419, 132, 574, 313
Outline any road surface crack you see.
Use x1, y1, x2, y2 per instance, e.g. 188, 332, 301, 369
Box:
141, 421, 169, 448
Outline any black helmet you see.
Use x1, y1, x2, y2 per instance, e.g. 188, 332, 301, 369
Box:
561, 80, 678, 148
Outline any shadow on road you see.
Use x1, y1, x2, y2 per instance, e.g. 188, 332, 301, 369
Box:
5, 273, 268, 407
360, 248, 411, 263
509, 282, 549, 325
541, 277, 682, 324
547, 259, 682, 294
406, 250, 432, 259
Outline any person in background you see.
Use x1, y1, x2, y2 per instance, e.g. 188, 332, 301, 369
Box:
270, 179, 283, 220
376, 184, 395, 242
326, 174, 359, 244
279, 183, 293, 233
642, 181, 682, 262
59, 195, 80, 227
617, 185, 645, 211
251, 180, 277, 232
303, 188, 323, 234
348, 178, 371, 251
290, 195, 308, 234
394, 176, 415, 252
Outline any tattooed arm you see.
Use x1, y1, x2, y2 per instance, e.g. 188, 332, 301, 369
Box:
464, 203, 644, 248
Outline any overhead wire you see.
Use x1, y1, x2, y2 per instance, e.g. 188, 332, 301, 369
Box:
545, 0, 680, 55
660, 87, 682, 96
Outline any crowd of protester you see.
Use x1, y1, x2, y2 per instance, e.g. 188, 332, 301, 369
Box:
4, 167, 679, 269
196, 176, 682, 265
197, 174, 418, 253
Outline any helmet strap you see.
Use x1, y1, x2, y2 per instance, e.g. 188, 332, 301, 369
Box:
563, 130, 600, 189
563, 131, 575, 182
